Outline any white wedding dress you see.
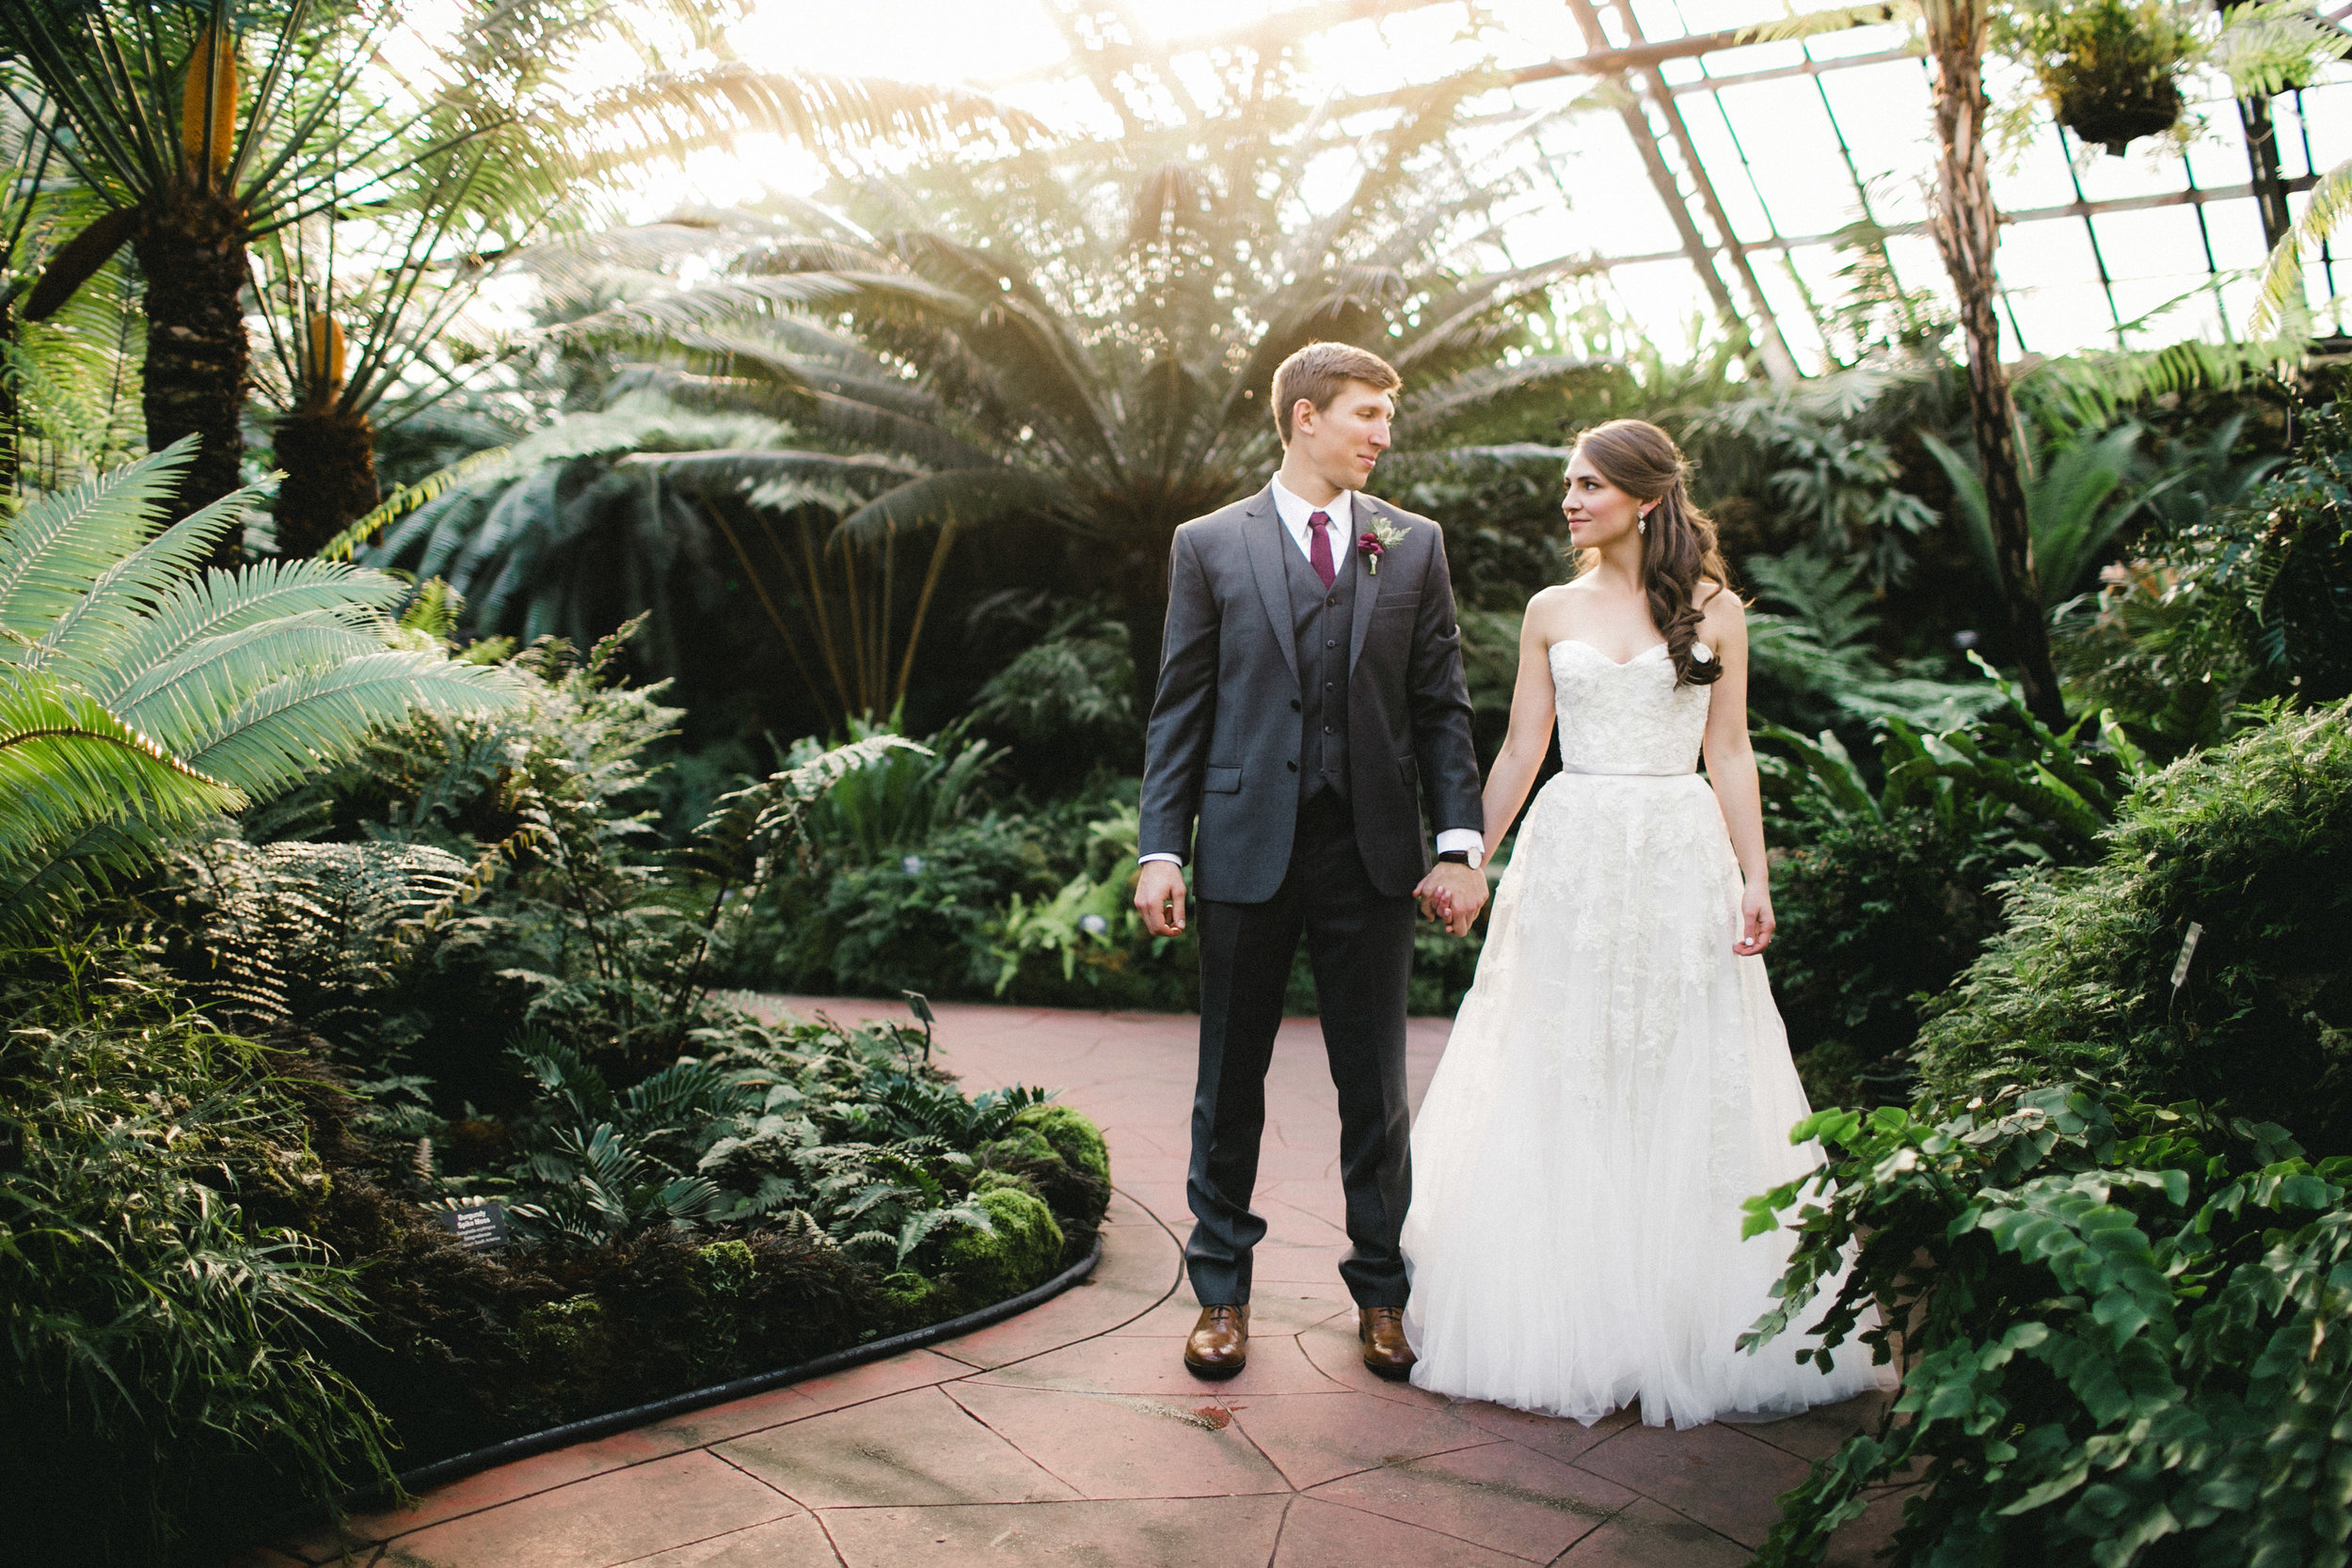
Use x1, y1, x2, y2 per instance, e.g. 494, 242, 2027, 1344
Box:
1400, 638, 1891, 1428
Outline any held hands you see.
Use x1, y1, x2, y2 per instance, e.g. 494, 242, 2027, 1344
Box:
1415, 861, 1488, 938
1136, 860, 1189, 937
1736, 882, 1775, 956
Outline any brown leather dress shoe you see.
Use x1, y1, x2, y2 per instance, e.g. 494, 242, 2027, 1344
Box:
1359, 1307, 1415, 1381
1184, 1304, 1249, 1379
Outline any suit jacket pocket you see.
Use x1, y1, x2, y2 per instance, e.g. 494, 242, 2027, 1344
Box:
1371, 591, 1422, 617
1204, 764, 1243, 793
1396, 752, 1419, 786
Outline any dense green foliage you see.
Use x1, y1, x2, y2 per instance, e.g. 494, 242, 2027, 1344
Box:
1918, 699, 2352, 1152
0, 952, 391, 1565
305, 1008, 1105, 1468
0, 442, 514, 933
1758, 660, 2143, 1103
1748, 1083, 2352, 1568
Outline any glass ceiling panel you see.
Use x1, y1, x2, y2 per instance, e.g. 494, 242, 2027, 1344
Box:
730, 0, 2352, 370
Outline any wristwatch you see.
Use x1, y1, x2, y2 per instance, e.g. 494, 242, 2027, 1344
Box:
1436, 849, 1478, 867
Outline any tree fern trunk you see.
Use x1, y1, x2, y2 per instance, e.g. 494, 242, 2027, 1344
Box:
1925, 0, 2066, 729
132, 185, 249, 562
1117, 539, 1169, 729
272, 406, 379, 558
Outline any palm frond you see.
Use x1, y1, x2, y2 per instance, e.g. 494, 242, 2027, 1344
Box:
0, 665, 242, 928
0, 437, 192, 641
2252, 155, 2352, 338
832, 467, 1075, 546
183, 648, 517, 798
88, 557, 407, 707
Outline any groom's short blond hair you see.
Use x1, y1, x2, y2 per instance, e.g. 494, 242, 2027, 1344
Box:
1272, 342, 1402, 443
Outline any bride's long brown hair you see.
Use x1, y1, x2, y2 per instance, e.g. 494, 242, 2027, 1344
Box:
1568, 420, 1731, 689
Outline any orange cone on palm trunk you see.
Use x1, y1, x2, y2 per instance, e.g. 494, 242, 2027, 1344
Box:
183, 25, 238, 185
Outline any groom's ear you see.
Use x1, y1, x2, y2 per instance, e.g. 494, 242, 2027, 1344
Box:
1286, 396, 1319, 443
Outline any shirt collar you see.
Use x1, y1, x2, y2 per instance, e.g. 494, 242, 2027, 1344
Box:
1269, 474, 1353, 546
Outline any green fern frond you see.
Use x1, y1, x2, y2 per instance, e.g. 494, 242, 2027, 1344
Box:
85, 559, 409, 703
0, 438, 194, 642
113, 613, 389, 755
0, 668, 242, 925
2252, 157, 2352, 338
319, 446, 515, 563
181, 651, 516, 799
32, 482, 276, 675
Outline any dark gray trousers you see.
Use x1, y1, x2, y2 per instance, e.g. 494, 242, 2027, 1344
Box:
1184, 790, 1418, 1308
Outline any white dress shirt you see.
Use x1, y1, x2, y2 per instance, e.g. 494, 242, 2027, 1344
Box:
1140, 476, 1485, 870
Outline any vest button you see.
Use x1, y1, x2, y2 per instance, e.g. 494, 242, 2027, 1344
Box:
1326, 639, 1336, 648
1327, 595, 1338, 607
1286, 760, 1298, 771
1290, 699, 1301, 711
1323, 724, 1333, 734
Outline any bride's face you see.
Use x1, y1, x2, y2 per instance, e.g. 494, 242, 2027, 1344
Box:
1561, 451, 1649, 550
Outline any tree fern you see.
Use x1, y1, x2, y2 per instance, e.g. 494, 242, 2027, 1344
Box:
0, 441, 517, 933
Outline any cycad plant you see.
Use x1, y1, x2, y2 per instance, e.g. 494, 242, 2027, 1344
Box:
0, 437, 514, 934
562, 60, 1599, 710
1, 0, 1033, 549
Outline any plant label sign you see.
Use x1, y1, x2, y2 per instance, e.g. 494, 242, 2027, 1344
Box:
435, 1200, 511, 1252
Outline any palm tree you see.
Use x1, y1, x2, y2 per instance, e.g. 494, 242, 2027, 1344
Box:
1917, 0, 2067, 725
593, 66, 1600, 712
0, 436, 515, 932
0, 0, 1035, 560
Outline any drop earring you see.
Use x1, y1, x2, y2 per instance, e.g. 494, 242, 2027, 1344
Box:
1637, 511, 1648, 536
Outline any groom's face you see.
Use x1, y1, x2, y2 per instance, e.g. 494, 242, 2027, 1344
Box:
1291, 380, 1395, 492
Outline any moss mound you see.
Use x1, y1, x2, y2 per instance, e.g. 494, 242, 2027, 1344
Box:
1016, 1102, 1111, 1182
1919, 699, 2352, 1149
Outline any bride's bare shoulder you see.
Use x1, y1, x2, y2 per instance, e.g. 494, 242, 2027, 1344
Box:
1694, 579, 1747, 641
1523, 582, 1583, 638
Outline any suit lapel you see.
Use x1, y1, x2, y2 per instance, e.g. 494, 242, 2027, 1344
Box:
1346, 493, 1390, 675
1238, 484, 1301, 689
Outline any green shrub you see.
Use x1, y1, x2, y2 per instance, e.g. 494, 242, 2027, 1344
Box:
1768, 807, 2017, 1105
1918, 699, 2352, 1151
0, 952, 393, 1565
2060, 398, 2352, 736
1748, 1081, 2352, 1568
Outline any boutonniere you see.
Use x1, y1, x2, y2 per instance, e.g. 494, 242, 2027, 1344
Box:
1358, 519, 1407, 575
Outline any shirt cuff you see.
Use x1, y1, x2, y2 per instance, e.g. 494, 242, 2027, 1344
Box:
1138, 852, 1184, 867
1435, 829, 1485, 864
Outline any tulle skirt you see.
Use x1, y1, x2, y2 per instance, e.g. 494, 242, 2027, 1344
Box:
1400, 768, 1892, 1428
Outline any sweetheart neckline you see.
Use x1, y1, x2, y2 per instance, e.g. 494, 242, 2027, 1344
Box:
1550, 638, 1667, 669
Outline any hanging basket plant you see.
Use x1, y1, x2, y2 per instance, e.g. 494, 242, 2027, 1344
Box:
1995, 0, 2198, 155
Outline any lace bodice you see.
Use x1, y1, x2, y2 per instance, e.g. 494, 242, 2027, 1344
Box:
1548, 640, 1712, 775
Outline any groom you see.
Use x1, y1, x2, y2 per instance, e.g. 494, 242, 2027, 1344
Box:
1134, 341, 1489, 1382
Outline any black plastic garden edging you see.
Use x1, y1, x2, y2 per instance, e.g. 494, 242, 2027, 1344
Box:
343, 1236, 1103, 1510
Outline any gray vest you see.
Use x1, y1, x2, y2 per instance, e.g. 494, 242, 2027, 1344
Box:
1282, 526, 1356, 802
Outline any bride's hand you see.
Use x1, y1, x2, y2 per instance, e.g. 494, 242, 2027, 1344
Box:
1736, 883, 1775, 956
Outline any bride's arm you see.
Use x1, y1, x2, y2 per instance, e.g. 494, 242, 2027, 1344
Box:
1697, 589, 1775, 956
1480, 591, 1563, 847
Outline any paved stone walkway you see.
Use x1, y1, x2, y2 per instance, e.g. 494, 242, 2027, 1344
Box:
242, 998, 1906, 1568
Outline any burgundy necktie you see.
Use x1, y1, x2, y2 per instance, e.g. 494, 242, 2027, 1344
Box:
1308, 510, 1336, 589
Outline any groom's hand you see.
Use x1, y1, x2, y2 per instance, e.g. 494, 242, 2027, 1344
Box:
1415, 863, 1488, 937
1136, 861, 1189, 936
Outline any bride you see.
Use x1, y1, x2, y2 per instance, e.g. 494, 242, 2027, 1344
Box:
1399, 419, 1889, 1428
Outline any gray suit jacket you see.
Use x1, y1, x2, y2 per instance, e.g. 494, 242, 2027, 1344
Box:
1138, 484, 1484, 904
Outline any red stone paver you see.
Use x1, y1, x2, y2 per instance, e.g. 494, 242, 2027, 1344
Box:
1304, 1441, 1635, 1560
371, 1449, 796, 1568
230, 996, 1899, 1568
